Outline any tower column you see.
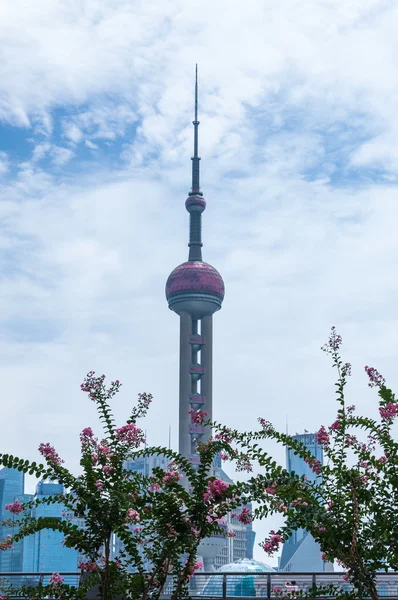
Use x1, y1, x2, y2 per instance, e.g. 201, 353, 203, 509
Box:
200, 315, 213, 443
179, 312, 192, 459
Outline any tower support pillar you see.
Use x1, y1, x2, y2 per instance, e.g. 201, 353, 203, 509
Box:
201, 315, 213, 443
179, 312, 192, 459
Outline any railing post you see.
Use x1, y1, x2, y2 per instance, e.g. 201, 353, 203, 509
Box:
311, 574, 316, 597
267, 573, 271, 599
222, 573, 227, 599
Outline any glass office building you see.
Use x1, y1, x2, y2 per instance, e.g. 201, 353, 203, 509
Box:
279, 433, 332, 572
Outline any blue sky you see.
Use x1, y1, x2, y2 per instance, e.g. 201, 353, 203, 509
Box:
1, 0, 398, 565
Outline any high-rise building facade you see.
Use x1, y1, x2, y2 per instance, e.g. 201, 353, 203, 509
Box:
0, 467, 25, 573
279, 433, 332, 572
22, 481, 78, 573
165, 66, 225, 468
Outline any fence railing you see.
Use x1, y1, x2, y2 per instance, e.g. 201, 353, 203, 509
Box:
1, 571, 398, 599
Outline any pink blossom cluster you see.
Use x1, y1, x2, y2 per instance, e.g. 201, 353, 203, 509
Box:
80, 427, 95, 448
226, 530, 236, 538
260, 530, 283, 555
290, 498, 308, 508
258, 418, 274, 433
95, 481, 104, 492
126, 509, 140, 523
115, 423, 145, 447
49, 573, 64, 585
330, 419, 341, 431
265, 482, 277, 495
347, 405, 356, 413
364, 365, 386, 388
322, 326, 343, 354
5, 500, 23, 514
203, 478, 229, 503
38, 442, 64, 466
378, 455, 387, 464
304, 456, 322, 474
215, 428, 233, 443
78, 561, 98, 572
97, 443, 114, 459
344, 434, 358, 447
316, 426, 330, 446
0, 535, 13, 551
186, 560, 204, 579
379, 402, 398, 421
188, 408, 208, 425
149, 477, 161, 492
80, 371, 107, 401
236, 454, 253, 472
137, 392, 152, 410
162, 469, 183, 485
235, 507, 252, 524
342, 362, 352, 377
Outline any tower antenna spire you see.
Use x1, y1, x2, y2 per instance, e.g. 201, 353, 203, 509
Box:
190, 63, 202, 196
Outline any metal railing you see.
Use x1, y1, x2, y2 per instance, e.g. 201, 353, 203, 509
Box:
0, 571, 398, 599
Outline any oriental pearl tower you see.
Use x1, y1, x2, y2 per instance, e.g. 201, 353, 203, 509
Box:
165, 66, 225, 466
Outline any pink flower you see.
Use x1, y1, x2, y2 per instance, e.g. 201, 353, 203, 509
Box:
188, 408, 208, 425
115, 423, 145, 447
126, 509, 140, 523
236, 507, 252, 524
378, 455, 387, 463
49, 573, 64, 585
316, 426, 330, 446
258, 418, 274, 433
322, 326, 343, 353
342, 362, 352, 377
260, 530, 283, 555
359, 461, 368, 469
226, 530, 236, 537
330, 419, 341, 431
203, 479, 229, 503
215, 429, 233, 443
102, 465, 114, 474
95, 481, 104, 492
79, 561, 98, 572
162, 469, 183, 485
379, 403, 398, 421
265, 482, 277, 495
365, 365, 386, 388
5, 501, 23, 514
304, 456, 322, 474
321, 552, 327, 561
38, 442, 64, 466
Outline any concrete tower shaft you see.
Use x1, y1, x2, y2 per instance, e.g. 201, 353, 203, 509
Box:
165, 66, 225, 465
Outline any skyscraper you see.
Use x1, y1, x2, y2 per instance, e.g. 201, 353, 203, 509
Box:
165, 66, 225, 466
279, 433, 333, 572
22, 480, 78, 573
0, 467, 25, 573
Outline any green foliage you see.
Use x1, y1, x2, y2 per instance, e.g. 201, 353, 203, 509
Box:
0, 373, 247, 600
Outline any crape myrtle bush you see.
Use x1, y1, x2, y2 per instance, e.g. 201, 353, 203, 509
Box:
212, 327, 398, 600
0, 372, 252, 600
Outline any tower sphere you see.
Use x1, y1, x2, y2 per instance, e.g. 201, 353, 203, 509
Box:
185, 194, 206, 213
166, 261, 225, 318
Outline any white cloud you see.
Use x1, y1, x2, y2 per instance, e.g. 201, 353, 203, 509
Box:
1, 0, 398, 567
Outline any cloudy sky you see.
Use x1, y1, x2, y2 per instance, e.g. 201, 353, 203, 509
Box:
1, 0, 398, 565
